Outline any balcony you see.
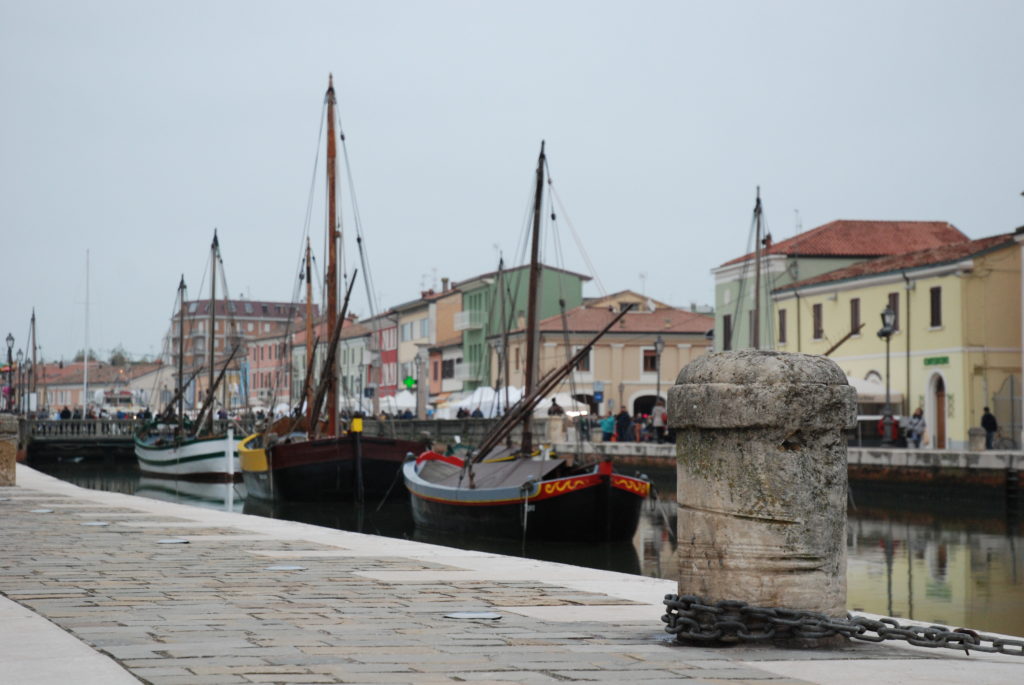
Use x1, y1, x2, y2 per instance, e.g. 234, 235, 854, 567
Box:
454, 310, 486, 331
454, 360, 486, 382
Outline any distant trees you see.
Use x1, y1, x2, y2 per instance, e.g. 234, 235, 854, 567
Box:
72, 349, 99, 362
72, 345, 132, 365
108, 346, 130, 366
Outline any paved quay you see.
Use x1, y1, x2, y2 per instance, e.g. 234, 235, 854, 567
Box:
1, 465, 1021, 685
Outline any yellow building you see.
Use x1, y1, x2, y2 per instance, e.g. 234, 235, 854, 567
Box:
772, 233, 1020, 449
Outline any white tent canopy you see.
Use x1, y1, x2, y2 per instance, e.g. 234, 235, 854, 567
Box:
846, 376, 903, 404
532, 392, 590, 417
379, 389, 417, 414
433, 386, 524, 419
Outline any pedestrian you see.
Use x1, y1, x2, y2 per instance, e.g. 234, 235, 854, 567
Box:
981, 406, 998, 449
600, 412, 615, 442
615, 407, 632, 442
906, 407, 925, 448
651, 399, 668, 443
471, 407, 483, 418
633, 413, 647, 442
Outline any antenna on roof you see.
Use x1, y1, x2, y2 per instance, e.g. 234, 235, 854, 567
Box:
794, 209, 802, 235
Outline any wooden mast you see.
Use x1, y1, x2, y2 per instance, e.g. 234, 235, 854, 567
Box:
521, 141, 545, 454
176, 275, 186, 434
304, 237, 314, 423
752, 187, 763, 350
29, 309, 36, 404
325, 74, 339, 436
205, 231, 218, 435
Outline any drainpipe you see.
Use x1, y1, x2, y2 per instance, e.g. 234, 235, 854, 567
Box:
902, 271, 912, 416
794, 290, 802, 353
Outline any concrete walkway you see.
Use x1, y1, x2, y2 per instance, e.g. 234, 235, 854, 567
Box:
0, 464, 1020, 685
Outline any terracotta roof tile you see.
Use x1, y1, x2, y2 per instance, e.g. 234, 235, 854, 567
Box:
721, 220, 968, 267
507, 306, 714, 335
777, 233, 1016, 291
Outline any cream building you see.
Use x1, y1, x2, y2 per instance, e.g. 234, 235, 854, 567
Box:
492, 292, 714, 416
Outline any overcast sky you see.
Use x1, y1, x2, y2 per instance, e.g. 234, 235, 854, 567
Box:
2, 0, 1022, 362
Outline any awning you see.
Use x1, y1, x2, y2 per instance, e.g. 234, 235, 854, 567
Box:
846, 376, 903, 404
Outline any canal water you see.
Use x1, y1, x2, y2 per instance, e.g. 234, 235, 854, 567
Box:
28, 454, 1024, 637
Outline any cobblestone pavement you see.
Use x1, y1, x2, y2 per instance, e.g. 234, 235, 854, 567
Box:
1, 466, 1021, 685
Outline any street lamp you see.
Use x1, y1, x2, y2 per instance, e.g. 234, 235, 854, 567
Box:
654, 334, 665, 403
4, 333, 12, 412
15, 349, 23, 414
877, 305, 896, 446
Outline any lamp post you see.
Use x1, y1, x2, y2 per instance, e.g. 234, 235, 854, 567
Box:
654, 334, 665, 403
4, 333, 11, 412
877, 305, 896, 446
15, 349, 24, 414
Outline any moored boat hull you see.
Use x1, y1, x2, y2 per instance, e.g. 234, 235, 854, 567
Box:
404, 454, 649, 542
134, 433, 241, 482
242, 433, 425, 502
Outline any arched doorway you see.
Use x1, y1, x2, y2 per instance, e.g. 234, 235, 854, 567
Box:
634, 394, 658, 417
931, 374, 946, 449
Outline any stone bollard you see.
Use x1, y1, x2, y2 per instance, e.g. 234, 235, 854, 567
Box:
0, 414, 17, 486
668, 350, 856, 640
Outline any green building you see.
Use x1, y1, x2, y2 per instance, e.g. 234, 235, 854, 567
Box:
454, 264, 589, 391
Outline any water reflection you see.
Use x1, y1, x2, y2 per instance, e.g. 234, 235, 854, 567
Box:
137, 477, 246, 513
28, 456, 1024, 635
846, 494, 1023, 636
243, 496, 642, 574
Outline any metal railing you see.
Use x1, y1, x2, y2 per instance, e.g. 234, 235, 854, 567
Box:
453, 310, 486, 330
20, 417, 260, 443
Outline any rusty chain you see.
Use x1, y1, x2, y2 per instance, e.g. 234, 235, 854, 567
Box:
662, 594, 1024, 657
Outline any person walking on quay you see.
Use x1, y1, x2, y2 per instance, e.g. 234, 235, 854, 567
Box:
906, 407, 925, 448
615, 407, 632, 442
651, 399, 668, 443
981, 406, 998, 449
600, 412, 615, 442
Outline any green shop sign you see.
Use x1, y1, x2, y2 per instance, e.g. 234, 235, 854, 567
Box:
923, 356, 949, 366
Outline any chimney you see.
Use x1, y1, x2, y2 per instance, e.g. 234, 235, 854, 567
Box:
441, 277, 450, 292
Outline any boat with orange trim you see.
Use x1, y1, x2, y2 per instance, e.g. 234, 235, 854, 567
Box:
403, 451, 648, 541
402, 143, 650, 542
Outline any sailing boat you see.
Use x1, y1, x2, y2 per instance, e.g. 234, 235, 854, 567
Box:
403, 142, 651, 542
240, 75, 425, 503
134, 232, 242, 482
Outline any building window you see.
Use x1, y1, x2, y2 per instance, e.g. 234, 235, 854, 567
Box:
722, 314, 733, 351
778, 309, 787, 344
812, 303, 823, 340
514, 346, 520, 371
574, 347, 591, 372
850, 298, 861, 334
419, 319, 429, 338
643, 349, 658, 372
433, 360, 439, 381
930, 287, 942, 327
888, 292, 900, 331
441, 359, 455, 379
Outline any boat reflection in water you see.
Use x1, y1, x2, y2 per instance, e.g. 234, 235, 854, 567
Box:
136, 477, 246, 513
242, 496, 642, 575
